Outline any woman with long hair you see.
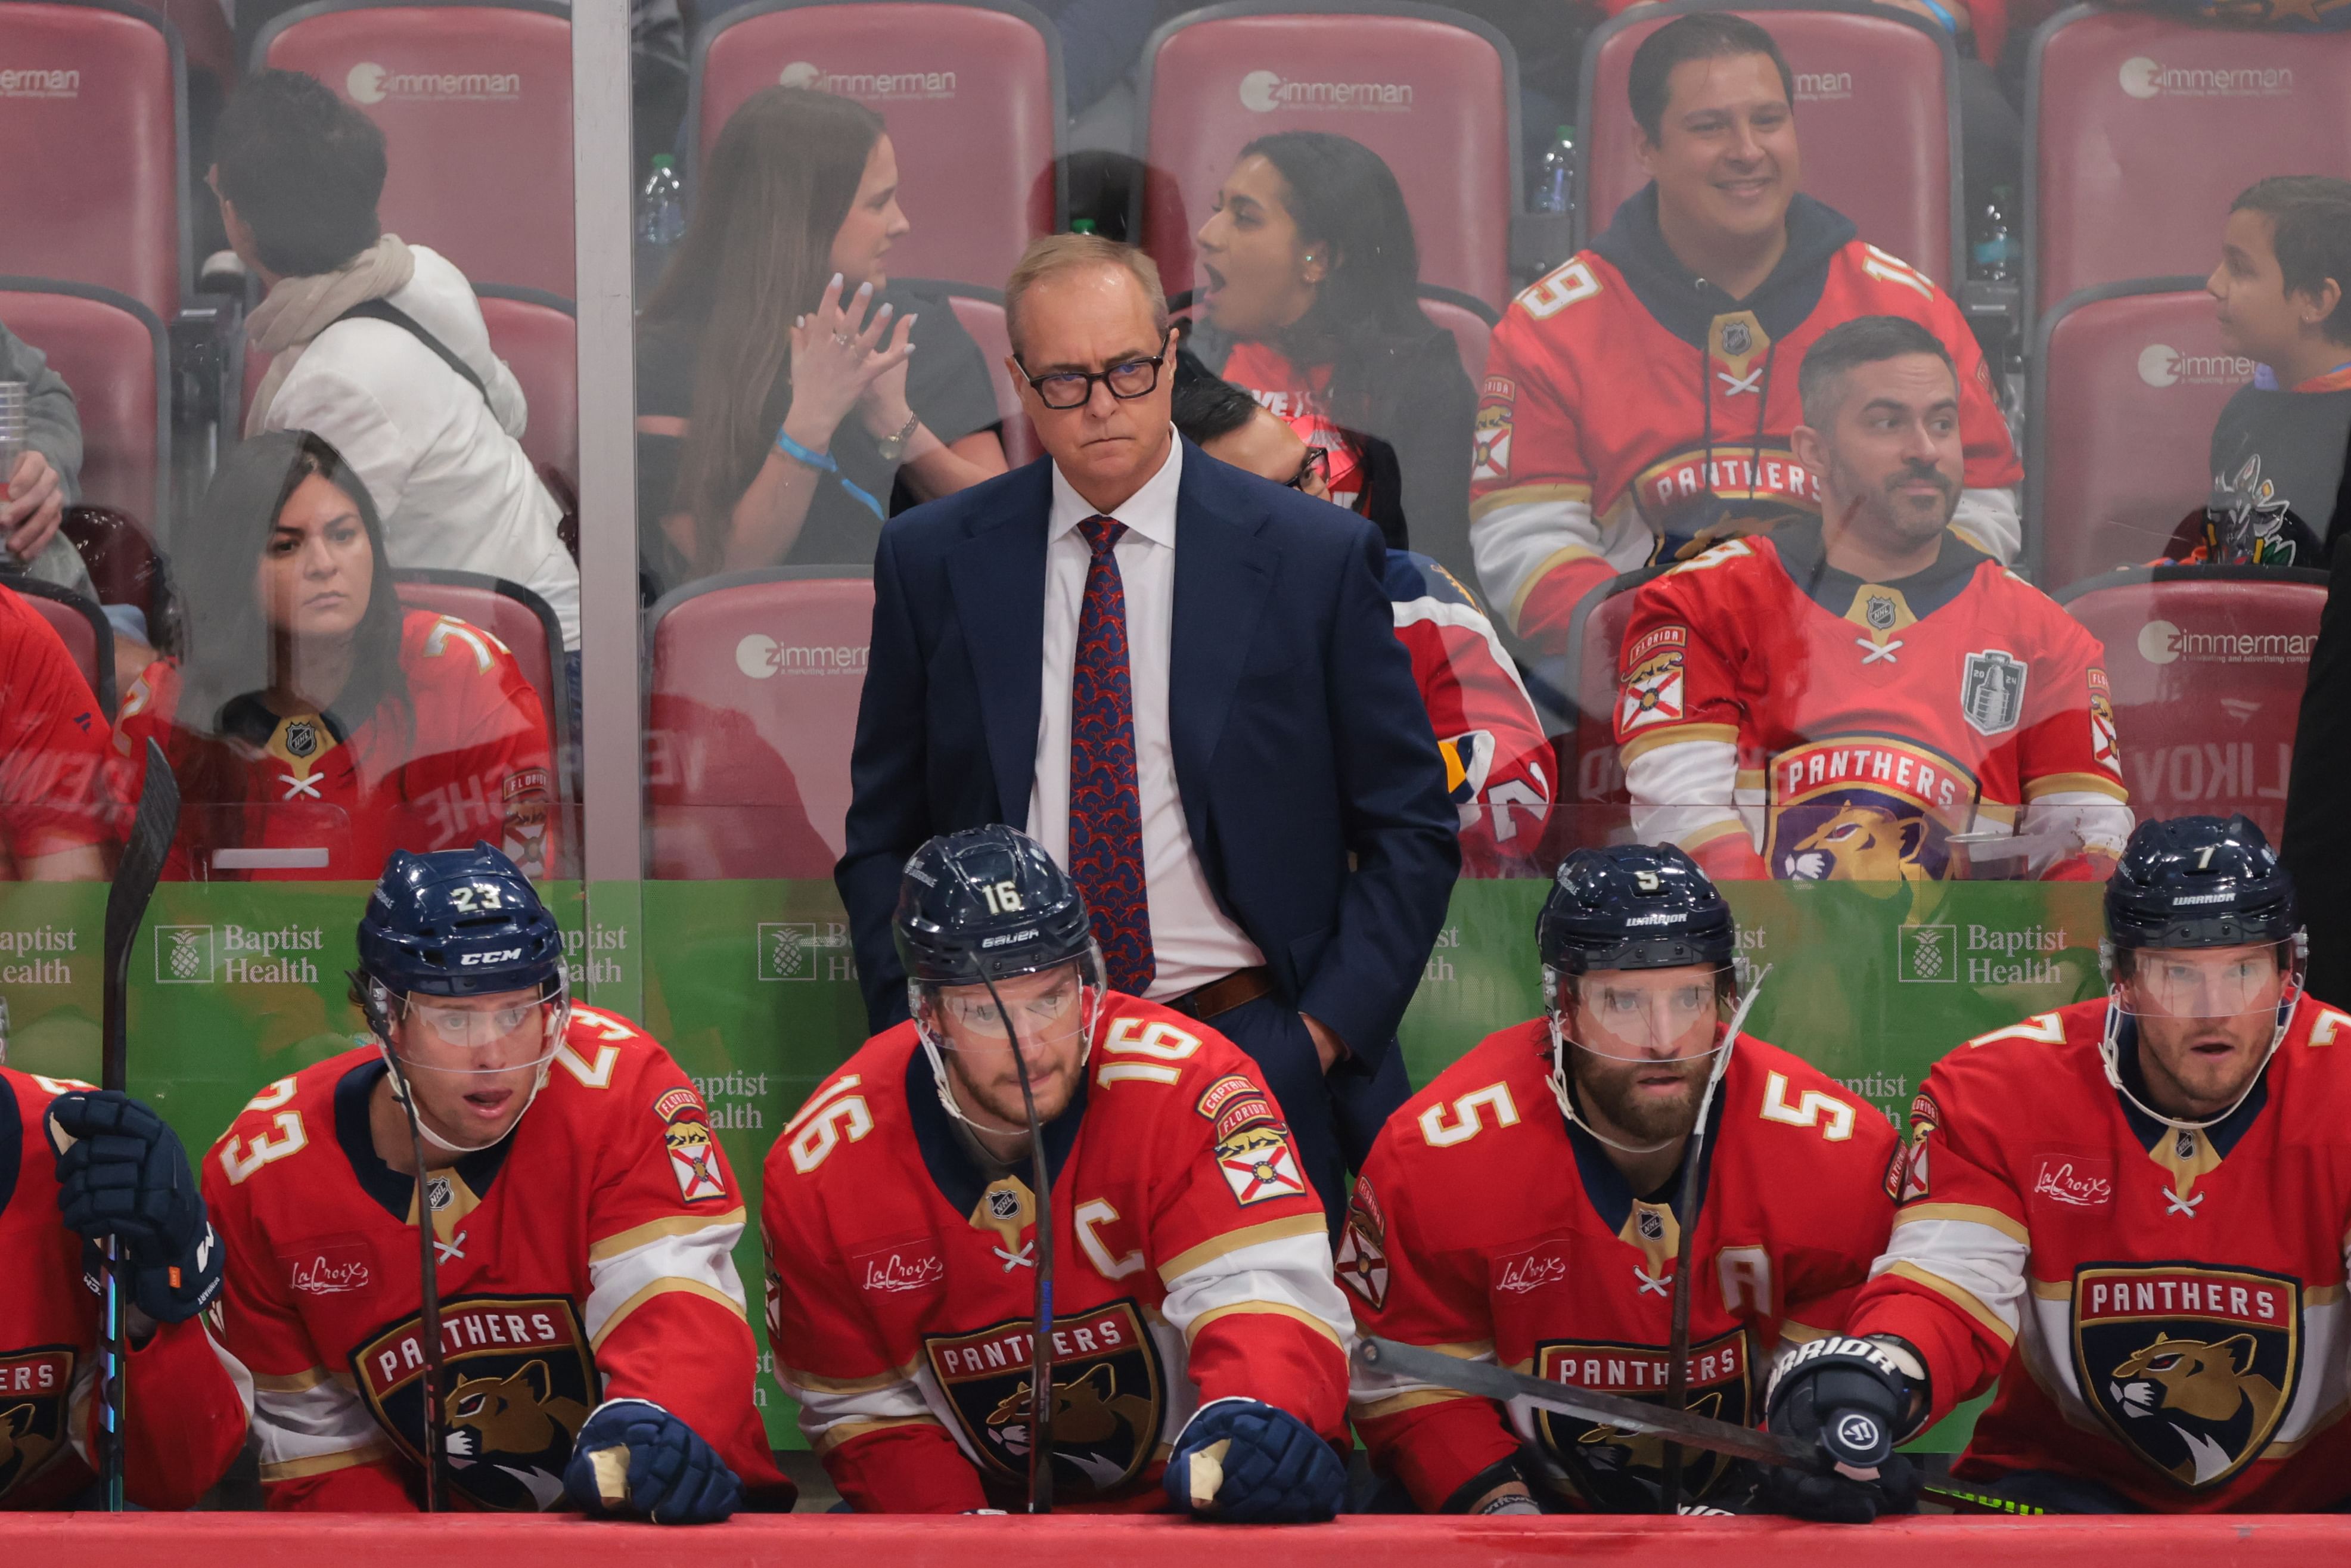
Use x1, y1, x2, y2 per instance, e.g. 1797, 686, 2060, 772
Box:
1189, 130, 1477, 579
636, 87, 1007, 593
115, 431, 554, 880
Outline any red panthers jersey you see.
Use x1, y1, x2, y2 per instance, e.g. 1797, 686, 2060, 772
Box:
762, 996, 1352, 1513
0, 584, 116, 875
1470, 195, 2022, 651
1849, 993, 2351, 1512
201, 1011, 788, 1513
116, 610, 553, 881
1221, 342, 1369, 510
1348, 1021, 1896, 1511
0, 1067, 251, 1510
1613, 522, 2130, 883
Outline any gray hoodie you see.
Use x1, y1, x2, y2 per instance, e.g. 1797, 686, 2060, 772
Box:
0, 318, 98, 598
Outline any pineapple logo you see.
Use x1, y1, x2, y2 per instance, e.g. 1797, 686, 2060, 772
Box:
155, 926, 216, 985
1898, 923, 1955, 985
756, 923, 815, 983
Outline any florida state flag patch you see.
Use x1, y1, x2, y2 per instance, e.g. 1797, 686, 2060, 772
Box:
1215, 1123, 1308, 1207
655, 1087, 727, 1203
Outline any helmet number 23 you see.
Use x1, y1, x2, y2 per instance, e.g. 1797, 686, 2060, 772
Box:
978, 880, 1024, 915
449, 883, 507, 912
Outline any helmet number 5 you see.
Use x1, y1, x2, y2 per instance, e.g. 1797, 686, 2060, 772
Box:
979, 880, 1024, 915
1635, 870, 1660, 892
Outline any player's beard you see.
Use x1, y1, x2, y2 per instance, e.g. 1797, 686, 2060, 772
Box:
1569, 1047, 1710, 1145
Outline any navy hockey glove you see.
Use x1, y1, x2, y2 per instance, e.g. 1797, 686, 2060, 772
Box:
564, 1399, 741, 1524
1759, 1336, 1925, 1523
47, 1090, 221, 1324
1164, 1397, 1345, 1523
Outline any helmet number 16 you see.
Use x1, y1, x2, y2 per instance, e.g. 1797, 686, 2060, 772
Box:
978, 880, 1024, 915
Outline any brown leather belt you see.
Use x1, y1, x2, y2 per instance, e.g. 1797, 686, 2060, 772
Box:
1168, 965, 1277, 1021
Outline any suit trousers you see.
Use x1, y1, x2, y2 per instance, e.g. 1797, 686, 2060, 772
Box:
1210, 994, 1414, 1230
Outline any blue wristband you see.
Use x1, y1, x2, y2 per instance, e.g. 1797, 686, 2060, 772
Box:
1913, 0, 1959, 32
775, 428, 886, 521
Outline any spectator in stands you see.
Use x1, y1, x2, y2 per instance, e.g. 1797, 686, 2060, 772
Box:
2170, 176, 2351, 567
0, 318, 102, 601
1171, 354, 1554, 876
1472, 13, 2022, 655
838, 234, 1458, 1223
214, 70, 582, 672
1188, 132, 1478, 582
114, 431, 552, 883
636, 87, 1007, 597
1614, 316, 2129, 883
0, 580, 115, 881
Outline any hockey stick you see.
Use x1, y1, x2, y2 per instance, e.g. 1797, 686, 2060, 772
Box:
977, 970, 1055, 1514
98, 739, 179, 1510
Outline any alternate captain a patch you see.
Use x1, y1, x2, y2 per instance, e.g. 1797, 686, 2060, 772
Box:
654, 1086, 727, 1203
1215, 1123, 1308, 1207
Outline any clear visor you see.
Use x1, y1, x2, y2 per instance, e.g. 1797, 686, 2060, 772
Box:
2113, 940, 2297, 1022
915, 951, 1105, 1056
384, 983, 568, 1078
1556, 964, 1738, 1064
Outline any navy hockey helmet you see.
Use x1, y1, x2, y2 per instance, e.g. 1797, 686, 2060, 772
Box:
1539, 843, 1737, 977
356, 844, 566, 1002
2105, 815, 2297, 954
894, 825, 1095, 988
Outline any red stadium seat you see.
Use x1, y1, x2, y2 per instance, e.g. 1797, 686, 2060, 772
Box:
392, 569, 571, 802
1136, 2, 1520, 312
645, 567, 870, 879
1579, 1, 1962, 287
2026, 278, 2238, 586
476, 285, 577, 502
0, 2, 188, 319
908, 280, 1038, 466
2054, 564, 2324, 844
254, 1, 576, 298
690, 2, 1061, 291
2027, 8, 2351, 319
1530, 565, 1666, 865
0, 278, 170, 532
11, 577, 116, 717
1420, 287, 1498, 386
161, 0, 235, 93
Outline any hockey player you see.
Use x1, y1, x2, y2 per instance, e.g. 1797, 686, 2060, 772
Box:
1349, 844, 1897, 1513
763, 825, 1353, 1516
1765, 815, 2351, 1515
1471, 13, 2021, 653
1, 1061, 250, 1508
1614, 315, 2129, 883
204, 845, 789, 1517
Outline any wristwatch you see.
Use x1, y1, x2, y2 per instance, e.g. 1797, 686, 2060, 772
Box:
875, 411, 921, 464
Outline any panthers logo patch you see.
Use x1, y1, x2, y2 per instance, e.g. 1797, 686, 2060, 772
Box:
0, 1347, 72, 1501
924, 1300, 1167, 1501
1532, 1330, 1751, 1508
353, 1294, 596, 1511
1765, 735, 1979, 883
2072, 1264, 2299, 1490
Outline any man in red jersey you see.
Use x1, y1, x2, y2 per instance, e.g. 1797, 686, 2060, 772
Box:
1766, 815, 2351, 1516
0, 1054, 250, 1508
204, 846, 788, 1517
1614, 316, 2128, 883
764, 825, 1352, 1517
1349, 843, 1897, 1513
1470, 14, 2020, 653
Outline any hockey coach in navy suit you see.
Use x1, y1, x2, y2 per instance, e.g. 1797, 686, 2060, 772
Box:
838, 234, 1459, 1218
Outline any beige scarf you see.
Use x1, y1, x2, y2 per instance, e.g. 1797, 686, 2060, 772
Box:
243, 234, 417, 437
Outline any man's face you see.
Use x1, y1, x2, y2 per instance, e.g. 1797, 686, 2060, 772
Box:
389, 987, 551, 1148
1009, 265, 1174, 499
1795, 353, 1963, 551
1637, 52, 1800, 253
1200, 405, 1331, 499
1566, 965, 1722, 1144
936, 964, 1094, 1131
2120, 943, 2288, 1118
2209, 207, 2310, 366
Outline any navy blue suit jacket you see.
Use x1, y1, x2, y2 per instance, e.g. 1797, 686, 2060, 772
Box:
836, 442, 1461, 1063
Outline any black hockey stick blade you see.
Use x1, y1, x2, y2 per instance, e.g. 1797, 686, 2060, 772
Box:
1355, 1337, 1821, 1474
103, 740, 179, 1091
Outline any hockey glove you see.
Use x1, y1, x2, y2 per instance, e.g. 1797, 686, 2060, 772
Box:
564, 1399, 742, 1524
47, 1090, 222, 1323
1759, 1336, 1925, 1523
1163, 1397, 1345, 1523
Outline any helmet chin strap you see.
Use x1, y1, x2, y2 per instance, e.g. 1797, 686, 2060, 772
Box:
1543, 964, 1771, 1156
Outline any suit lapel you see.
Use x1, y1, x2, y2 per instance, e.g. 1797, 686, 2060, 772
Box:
1169, 452, 1278, 834
946, 462, 1051, 821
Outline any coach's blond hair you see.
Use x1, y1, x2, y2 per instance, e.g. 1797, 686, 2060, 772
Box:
1003, 234, 1169, 360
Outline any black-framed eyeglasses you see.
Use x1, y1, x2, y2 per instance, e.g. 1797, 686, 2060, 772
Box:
1015, 334, 1171, 410
1285, 446, 1330, 491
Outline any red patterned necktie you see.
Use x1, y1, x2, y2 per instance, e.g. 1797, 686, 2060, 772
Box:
1067, 516, 1153, 995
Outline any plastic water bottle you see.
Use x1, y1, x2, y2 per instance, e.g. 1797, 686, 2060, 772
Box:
1532, 126, 1577, 218
636, 154, 685, 249
1971, 185, 2017, 283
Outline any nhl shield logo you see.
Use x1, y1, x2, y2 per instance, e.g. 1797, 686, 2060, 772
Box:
1532, 1331, 1751, 1507
354, 1294, 597, 1511
1719, 319, 1752, 358
283, 719, 321, 760
0, 1347, 72, 1501
2072, 1264, 2299, 1490
924, 1300, 1167, 1501
1866, 593, 1897, 632
1959, 650, 2029, 737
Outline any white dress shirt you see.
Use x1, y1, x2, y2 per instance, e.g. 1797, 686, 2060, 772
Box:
1027, 434, 1265, 999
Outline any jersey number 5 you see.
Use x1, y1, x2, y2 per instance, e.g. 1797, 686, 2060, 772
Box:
1759, 1071, 1855, 1141
1419, 1083, 1520, 1148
